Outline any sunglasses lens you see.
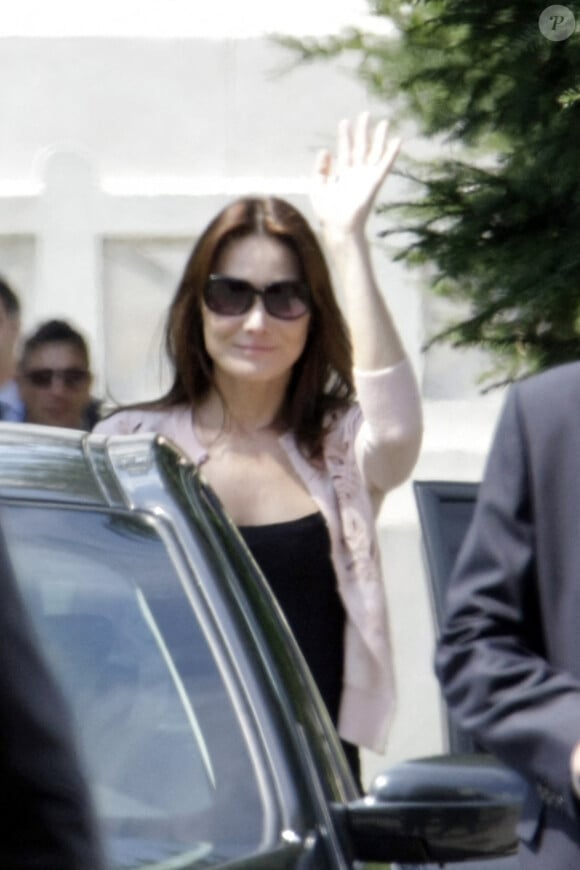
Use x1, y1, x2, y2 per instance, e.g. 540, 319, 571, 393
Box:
26, 369, 52, 388
205, 276, 310, 320
204, 277, 253, 316
264, 282, 310, 320
63, 369, 90, 388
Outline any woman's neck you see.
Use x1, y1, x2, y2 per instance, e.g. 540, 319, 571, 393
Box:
199, 375, 290, 436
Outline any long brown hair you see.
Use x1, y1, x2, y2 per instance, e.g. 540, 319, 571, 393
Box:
158, 197, 354, 458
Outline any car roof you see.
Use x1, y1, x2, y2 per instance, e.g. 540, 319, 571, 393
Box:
0, 422, 195, 512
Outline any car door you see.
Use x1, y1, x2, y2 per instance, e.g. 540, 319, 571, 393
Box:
0, 497, 348, 869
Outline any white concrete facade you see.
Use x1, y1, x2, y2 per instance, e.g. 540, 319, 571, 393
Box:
0, 33, 505, 784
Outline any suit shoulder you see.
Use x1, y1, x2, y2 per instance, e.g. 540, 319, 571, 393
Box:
506, 363, 580, 441
515, 361, 580, 402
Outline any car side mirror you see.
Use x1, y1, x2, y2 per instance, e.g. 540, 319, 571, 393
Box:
337, 754, 525, 864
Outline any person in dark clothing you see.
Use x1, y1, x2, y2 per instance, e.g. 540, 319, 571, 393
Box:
17, 319, 100, 429
436, 362, 580, 868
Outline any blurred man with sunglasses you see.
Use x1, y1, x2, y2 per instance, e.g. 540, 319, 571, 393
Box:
18, 319, 99, 429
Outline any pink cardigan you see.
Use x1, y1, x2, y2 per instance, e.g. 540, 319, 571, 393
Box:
95, 359, 422, 752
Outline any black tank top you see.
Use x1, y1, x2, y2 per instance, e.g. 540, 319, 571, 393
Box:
238, 512, 345, 725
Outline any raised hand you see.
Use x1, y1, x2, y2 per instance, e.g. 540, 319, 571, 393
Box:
310, 111, 401, 237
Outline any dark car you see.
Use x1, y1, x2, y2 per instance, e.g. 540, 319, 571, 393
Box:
0, 423, 520, 869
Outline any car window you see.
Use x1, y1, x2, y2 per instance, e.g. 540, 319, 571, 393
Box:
0, 502, 275, 869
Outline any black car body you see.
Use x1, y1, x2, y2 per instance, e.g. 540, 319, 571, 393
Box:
0, 424, 520, 868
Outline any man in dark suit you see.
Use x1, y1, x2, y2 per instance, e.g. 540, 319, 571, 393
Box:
0, 525, 104, 868
436, 362, 580, 868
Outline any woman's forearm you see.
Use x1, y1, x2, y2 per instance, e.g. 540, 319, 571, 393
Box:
322, 225, 406, 371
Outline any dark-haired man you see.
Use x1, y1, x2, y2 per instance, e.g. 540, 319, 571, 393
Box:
18, 319, 99, 429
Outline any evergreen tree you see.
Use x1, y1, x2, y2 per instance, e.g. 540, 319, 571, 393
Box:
286, 1, 580, 386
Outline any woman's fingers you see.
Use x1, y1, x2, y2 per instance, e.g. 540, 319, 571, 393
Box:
337, 112, 400, 173
313, 148, 333, 179
310, 113, 401, 230
336, 118, 352, 174
379, 134, 402, 176
353, 111, 371, 164
369, 118, 389, 164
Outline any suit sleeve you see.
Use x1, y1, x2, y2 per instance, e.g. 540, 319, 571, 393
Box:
435, 384, 580, 823
0, 528, 105, 869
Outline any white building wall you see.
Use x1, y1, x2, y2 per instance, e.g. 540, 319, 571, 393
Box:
0, 33, 505, 786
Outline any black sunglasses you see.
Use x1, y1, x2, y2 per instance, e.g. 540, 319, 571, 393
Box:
203, 275, 311, 321
22, 367, 91, 390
